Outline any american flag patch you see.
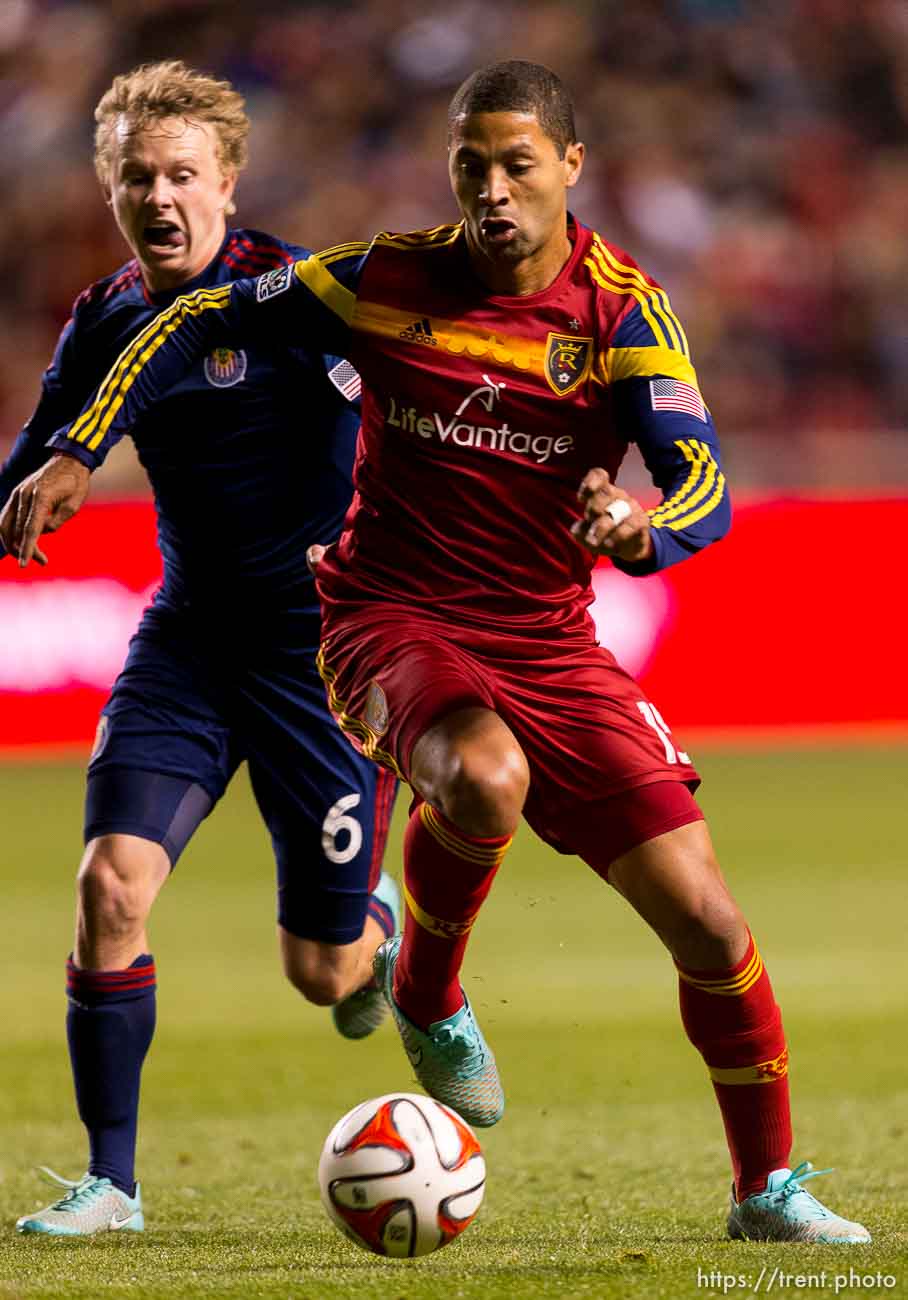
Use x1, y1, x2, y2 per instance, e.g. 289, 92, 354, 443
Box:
649, 377, 706, 422
327, 360, 362, 402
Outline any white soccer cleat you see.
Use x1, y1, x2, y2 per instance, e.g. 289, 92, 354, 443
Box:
16, 1168, 144, 1236
728, 1163, 870, 1243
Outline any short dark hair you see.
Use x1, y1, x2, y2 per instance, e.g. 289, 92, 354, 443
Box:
447, 60, 577, 158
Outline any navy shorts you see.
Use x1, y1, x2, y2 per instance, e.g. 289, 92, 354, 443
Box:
85, 613, 397, 945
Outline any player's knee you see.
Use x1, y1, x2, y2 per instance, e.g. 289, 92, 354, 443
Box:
411, 709, 529, 837
665, 882, 748, 968
439, 742, 529, 837
76, 841, 156, 941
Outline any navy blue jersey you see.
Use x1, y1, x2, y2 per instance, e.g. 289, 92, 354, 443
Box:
0, 229, 361, 627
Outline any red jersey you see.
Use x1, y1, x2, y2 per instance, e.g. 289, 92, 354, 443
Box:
317, 219, 727, 640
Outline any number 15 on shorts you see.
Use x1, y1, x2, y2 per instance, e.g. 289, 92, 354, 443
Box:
637, 701, 691, 765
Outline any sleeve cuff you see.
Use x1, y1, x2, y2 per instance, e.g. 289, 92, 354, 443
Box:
46, 436, 98, 470
609, 526, 665, 576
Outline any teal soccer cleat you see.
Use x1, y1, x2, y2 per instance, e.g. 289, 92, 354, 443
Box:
373, 934, 504, 1127
728, 1162, 871, 1243
16, 1169, 144, 1236
333, 872, 401, 1040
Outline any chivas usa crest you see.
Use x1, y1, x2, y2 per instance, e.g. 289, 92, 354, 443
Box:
544, 332, 592, 396
204, 347, 247, 388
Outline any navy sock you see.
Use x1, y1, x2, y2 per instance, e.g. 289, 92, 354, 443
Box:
66, 953, 156, 1196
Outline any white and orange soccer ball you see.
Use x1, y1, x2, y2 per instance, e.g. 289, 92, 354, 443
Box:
317, 1093, 486, 1258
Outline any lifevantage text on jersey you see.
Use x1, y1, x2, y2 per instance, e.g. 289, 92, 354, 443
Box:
386, 396, 575, 465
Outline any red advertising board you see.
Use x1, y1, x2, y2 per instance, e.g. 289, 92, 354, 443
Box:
1, 498, 904, 754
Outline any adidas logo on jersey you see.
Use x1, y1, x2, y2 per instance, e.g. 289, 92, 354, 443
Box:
399, 317, 437, 346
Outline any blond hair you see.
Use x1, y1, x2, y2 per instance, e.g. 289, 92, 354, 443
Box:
94, 60, 250, 208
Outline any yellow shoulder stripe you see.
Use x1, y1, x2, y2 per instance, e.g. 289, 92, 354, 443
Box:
374, 222, 462, 251
649, 438, 726, 533
587, 233, 686, 356
585, 250, 669, 350
315, 241, 371, 267
69, 285, 232, 453
293, 258, 356, 325
606, 345, 699, 388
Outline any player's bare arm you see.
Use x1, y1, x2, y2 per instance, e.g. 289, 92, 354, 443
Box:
571, 467, 653, 564
0, 452, 90, 568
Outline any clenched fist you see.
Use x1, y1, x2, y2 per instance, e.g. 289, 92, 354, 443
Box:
571, 467, 653, 564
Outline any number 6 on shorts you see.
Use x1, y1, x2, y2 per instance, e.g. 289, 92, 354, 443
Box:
322, 792, 363, 864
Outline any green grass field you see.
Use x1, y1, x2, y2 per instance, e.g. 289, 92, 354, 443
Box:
0, 748, 905, 1300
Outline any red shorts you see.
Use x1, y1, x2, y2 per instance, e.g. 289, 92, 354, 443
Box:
317, 605, 702, 873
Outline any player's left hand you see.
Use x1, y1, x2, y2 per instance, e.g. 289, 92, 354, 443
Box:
571, 467, 653, 563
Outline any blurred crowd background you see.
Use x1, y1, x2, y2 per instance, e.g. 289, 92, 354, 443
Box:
2, 0, 907, 491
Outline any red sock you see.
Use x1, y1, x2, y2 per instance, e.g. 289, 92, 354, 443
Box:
393, 800, 512, 1029
677, 932, 792, 1202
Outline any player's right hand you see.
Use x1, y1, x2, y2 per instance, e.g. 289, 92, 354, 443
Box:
0, 453, 91, 568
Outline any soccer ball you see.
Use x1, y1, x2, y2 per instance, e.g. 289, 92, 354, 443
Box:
318, 1092, 486, 1258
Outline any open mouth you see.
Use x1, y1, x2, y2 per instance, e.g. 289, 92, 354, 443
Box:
480, 217, 518, 246
143, 222, 184, 249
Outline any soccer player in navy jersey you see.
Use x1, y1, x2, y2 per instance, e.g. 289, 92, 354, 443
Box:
0, 62, 399, 1236
4, 60, 870, 1244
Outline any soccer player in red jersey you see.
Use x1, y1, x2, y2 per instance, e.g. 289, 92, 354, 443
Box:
8, 60, 869, 1244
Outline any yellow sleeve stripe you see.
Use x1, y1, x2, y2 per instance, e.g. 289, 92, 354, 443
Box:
420, 802, 512, 868
606, 345, 699, 388
650, 439, 727, 533
315, 648, 404, 779
68, 284, 232, 453
677, 944, 763, 996
648, 439, 710, 524
403, 880, 480, 939
709, 1049, 789, 1085
585, 249, 669, 350
293, 258, 356, 325
593, 235, 690, 356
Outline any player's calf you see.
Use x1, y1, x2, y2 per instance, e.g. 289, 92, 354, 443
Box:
75, 835, 169, 969
280, 932, 369, 1006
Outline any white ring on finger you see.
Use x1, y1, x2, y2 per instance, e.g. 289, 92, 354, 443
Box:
605, 499, 632, 526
